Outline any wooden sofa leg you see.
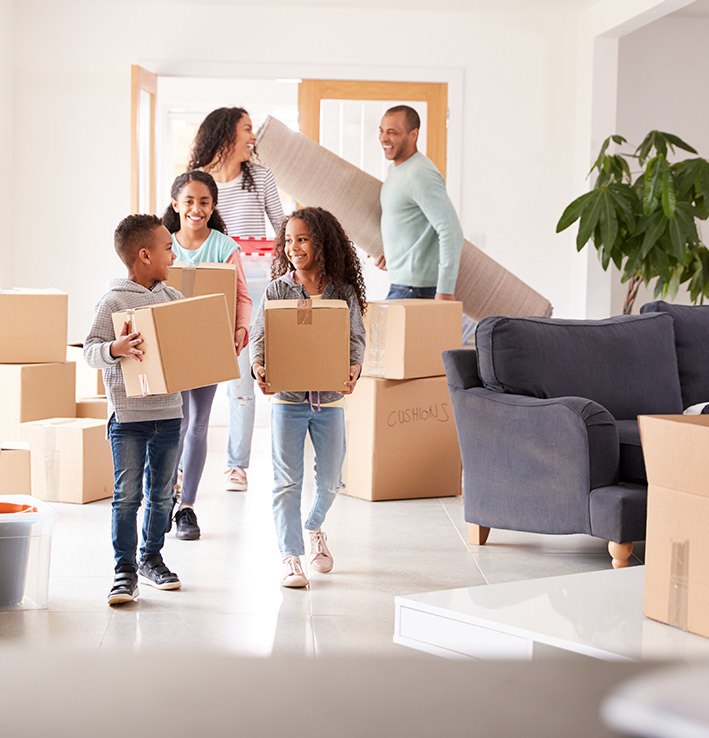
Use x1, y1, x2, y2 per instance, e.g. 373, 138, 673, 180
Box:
468, 524, 490, 545
608, 541, 633, 569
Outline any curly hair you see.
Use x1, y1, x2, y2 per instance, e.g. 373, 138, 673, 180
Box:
114, 214, 164, 267
161, 170, 227, 235
187, 107, 256, 193
272, 207, 367, 316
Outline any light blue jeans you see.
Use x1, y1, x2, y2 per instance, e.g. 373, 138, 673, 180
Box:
271, 403, 346, 557
108, 415, 181, 570
225, 348, 256, 469
386, 284, 436, 300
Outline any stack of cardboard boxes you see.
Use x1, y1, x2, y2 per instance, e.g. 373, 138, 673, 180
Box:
345, 299, 464, 501
0, 289, 114, 503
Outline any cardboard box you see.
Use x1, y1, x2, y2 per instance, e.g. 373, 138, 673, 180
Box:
112, 294, 239, 398
76, 397, 109, 420
19, 418, 114, 503
167, 262, 237, 331
344, 375, 461, 500
362, 299, 463, 379
66, 344, 105, 399
265, 299, 350, 393
0, 362, 76, 441
0, 445, 31, 494
0, 289, 68, 364
639, 414, 709, 638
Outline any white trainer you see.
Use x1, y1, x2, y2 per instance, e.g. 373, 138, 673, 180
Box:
225, 467, 248, 491
281, 556, 309, 588
309, 530, 334, 574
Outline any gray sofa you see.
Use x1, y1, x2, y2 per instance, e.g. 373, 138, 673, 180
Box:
443, 302, 709, 568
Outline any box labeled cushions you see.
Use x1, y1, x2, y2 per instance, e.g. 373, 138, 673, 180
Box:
19, 418, 113, 503
345, 375, 461, 500
0, 363, 76, 441
166, 262, 237, 331
639, 414, 709, 638
112, 294, 239, 398
0, 289, 68, 364
265, 299, 350, 393
362, 299, 462, 379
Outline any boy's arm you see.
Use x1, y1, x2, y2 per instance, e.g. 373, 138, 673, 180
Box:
84, 297, 142, 367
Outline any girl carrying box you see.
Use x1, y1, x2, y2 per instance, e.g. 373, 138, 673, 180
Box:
162, 170, 252, 540
250, 207, 366, 588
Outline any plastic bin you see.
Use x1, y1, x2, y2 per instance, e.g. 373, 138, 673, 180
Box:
0, 495, 54, 610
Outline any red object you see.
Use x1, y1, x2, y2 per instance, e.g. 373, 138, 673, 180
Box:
232, 237, 276, 256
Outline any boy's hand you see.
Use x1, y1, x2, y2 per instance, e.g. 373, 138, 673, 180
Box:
253, 363, 272, 394
110, 321, 143, 362
235, 327, 247, 356
343, 363, 361, 394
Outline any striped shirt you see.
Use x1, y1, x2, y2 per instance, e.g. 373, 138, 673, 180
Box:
215, 163, 285, 238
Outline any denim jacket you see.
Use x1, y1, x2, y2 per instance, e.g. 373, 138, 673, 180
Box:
249, 272, 366, 404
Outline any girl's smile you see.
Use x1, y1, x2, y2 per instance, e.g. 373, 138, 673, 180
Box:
172, 180, 215, 234
285, 218, 316, 272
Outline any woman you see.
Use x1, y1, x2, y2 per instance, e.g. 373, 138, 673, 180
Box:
188, 107, 285, 493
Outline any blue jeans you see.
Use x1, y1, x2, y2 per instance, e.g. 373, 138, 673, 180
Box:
226, 349, 256, 469
174, 384, 218, 505
108, 415, 181, 570
271, 403, 345, 556
386, 284, 436, 300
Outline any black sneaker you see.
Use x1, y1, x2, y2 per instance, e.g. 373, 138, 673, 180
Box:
174, 507, 200, 540
107, 566, 138, 606
165, 491, 178, 534
138, 554, 181, 590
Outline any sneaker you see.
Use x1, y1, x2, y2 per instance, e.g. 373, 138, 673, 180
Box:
174, 506, 200, 540
281, 556, 308, 588
138, 554, 181, 590
309, 530, 334, 574
225, 466, 248, 491
107, 566, 138, 606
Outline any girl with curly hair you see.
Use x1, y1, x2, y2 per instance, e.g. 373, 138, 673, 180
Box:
189, 107, 285, 494
250, 207, 367, 588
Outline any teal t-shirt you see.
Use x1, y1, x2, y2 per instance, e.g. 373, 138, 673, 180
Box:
171, 229, 238, 264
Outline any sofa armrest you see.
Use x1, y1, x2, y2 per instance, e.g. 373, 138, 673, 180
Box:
443, 348, 482, 390
448, 385, 619, 535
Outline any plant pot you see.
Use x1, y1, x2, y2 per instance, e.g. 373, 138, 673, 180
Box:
0, 502, 37, 608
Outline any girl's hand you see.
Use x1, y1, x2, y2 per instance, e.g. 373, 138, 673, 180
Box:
110, 321, 143, 362
343, 363, 361, 394
253, 363, 272, 394
235, 327, 247, 356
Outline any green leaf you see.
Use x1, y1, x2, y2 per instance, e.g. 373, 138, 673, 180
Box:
643, 156, 663, 215
662, 132, 698, 156
661, 163, 676, 218
640, 211, 666, 259
556, 190, 596, 233
599, 191, 619, 248
576, 189, 606, 250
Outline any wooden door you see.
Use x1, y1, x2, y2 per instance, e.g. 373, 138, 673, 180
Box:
130, 65, 158, 213
298, 79, 448, 177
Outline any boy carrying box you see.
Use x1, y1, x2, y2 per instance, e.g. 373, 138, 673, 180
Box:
84, 214, 183, 606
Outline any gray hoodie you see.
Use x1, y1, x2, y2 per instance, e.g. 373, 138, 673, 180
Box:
84, 279, 183, 423
249, 272, 366, 404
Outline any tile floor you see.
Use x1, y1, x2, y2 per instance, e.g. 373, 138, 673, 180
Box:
0, 394, 643, 657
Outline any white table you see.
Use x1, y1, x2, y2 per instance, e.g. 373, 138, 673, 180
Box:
394, 566, 709, 661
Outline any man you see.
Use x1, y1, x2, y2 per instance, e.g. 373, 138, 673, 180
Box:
376, 105, 463, 301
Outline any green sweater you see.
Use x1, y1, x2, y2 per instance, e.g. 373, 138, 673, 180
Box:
380, 152, 463, 295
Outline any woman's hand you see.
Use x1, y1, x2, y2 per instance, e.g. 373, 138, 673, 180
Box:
235, 327, 247, 356
110, 320, 143, 362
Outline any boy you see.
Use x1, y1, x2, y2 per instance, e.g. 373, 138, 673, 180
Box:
85, 214, 183, 606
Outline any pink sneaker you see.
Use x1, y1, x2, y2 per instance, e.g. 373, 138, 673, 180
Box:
281, 556, 308, 588
225, 467, 248, 491
309, 530, 334, 574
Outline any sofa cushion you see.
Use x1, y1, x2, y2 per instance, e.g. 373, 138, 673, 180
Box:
640, 301, 709, 408
616, 419, 646, 483
475, 313, 683, 420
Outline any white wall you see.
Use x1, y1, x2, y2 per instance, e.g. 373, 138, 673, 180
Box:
10, 0, 593, 339
613, 14, 709, 312
0, 0, 12, 287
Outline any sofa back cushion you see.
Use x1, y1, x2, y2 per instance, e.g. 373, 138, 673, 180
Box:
640, 301, 709, 408
475, 313, 683, 419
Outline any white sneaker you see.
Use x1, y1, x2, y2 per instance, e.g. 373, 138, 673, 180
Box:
281, 556, 308, 588
225, 467, 248, 491
309, 530, 334, 574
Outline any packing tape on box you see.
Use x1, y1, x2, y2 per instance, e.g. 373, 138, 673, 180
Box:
180, 264, 197, 298
297, 299, 312, 325
366, 304, 388, 377
41, 420, 73, 502
137, 374, 151, 397
668, 539, 690, 630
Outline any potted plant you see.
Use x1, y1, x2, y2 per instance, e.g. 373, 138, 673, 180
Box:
556, 131, 709, 313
